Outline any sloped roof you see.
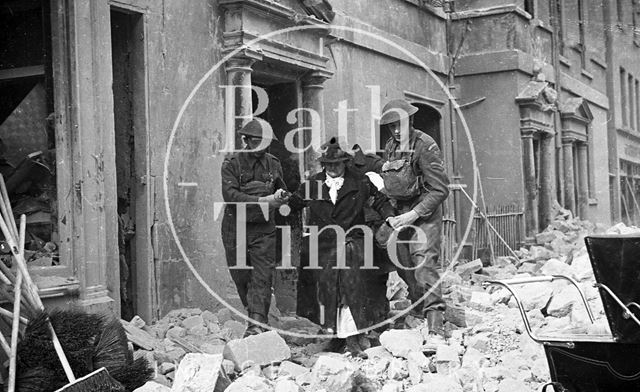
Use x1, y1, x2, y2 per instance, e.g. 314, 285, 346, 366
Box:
559, 97, 593, 122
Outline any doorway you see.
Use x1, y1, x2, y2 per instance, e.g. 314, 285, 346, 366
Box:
110, 8, 152, 320
252, 80, 302, 315
412, 103, 442, 147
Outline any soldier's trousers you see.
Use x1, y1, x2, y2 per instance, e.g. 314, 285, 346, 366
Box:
394, 210, 446, 317
222, 229, 276, 321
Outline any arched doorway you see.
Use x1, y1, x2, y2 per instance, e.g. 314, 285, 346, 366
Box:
412, 102, 442, 147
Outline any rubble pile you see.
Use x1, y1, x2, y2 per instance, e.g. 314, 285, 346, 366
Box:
129, 213, 640, 391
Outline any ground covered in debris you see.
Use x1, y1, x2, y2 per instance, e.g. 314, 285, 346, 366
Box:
129, 208, 635, 392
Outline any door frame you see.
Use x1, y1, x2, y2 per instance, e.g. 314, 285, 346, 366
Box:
109, 2, 156, 322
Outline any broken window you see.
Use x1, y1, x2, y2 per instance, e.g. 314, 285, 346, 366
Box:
0, 1, 59, 267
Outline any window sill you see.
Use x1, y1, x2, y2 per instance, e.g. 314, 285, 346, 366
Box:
588, 198, 598, 206
33, 274, 80, 299
559, 55, 571, 68
617, 127, 640, 141
581, 69, 594, 80
590, 56, 607, 70
0, 273, 79, 304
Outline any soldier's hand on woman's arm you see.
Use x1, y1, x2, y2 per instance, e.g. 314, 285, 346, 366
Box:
274, 188, 290, 202
258, 190, 288, 207
387, 210, 419, 229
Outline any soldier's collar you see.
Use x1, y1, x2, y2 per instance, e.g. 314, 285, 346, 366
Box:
241, 150, 268, 166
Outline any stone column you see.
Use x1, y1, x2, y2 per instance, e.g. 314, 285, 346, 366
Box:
225, 55, 257, 150
522, 131, 538, 239
562, 137, 576, 214
576, 142, 589, 219
301, 71, 331, 178
539, 132, 555, 230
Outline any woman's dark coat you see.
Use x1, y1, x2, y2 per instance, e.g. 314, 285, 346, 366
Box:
291, 167, 394, 331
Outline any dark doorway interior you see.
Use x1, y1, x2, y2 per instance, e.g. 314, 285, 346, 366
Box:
111, 9, 143, 320
252, 81, 302, 315
412, 103, 442, 147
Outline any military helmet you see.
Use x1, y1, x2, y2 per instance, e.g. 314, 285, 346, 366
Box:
238, 119, 278, 141
380, 99, 419, 125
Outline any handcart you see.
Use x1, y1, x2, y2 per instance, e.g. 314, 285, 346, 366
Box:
485, 235, 640, 391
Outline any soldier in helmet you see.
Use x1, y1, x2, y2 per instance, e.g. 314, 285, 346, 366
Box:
380, 99, 450, 340
221, 119, 289, 337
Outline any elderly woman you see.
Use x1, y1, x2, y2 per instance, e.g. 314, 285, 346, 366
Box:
290, 137, 395, 357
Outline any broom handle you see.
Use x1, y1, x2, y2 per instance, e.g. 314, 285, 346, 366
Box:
0, 307, 27, 325
0, 214, 76, 382
0, 285, 33, 318
8, 215, 26, 392
0, 329, 10, 357
0, 175, 18, 286
0, 174, 19, 240
0, 216, 38, 308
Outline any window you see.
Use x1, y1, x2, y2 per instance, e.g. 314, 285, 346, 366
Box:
622, 68, 628, 127
524, 0, 535, 17
636, 79, 640, 131
630, 74, 636, 130
556, 0, 565, 55
618, 0, 624, 25
0, 2, 59, 266
634, 0, 640, 43
577, 0, 586, 68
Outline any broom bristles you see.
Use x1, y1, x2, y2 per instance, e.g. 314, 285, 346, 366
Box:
93, 318, 129, 371
54, 367, 125, 392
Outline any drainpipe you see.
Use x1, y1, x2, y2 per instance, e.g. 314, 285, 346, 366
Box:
444, 0, 462, 242
549, 0, 565, 208
603, 0, 620, 223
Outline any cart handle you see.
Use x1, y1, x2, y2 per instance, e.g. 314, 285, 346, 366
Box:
485, 274, 596, 348
594, 283, 640, 328
487, 274, 595, 323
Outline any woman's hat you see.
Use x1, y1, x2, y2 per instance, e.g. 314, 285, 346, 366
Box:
318, 137, 351, 163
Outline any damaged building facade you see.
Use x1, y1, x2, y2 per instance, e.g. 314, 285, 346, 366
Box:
1, 0, 639, 321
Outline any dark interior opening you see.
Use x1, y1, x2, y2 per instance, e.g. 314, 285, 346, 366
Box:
0, 0, 58, 266
111, 8, 142, 320
251, 81, 301, 315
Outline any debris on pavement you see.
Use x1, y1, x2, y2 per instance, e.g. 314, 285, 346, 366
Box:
129, 212, 637, 391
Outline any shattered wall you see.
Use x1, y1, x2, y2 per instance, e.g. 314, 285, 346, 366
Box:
141, 0, 232, 317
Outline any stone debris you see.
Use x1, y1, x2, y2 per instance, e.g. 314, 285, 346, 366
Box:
170, 353, 223, 392
122, 213, 635, 391
379, 329, 424, 358
309, 354, 356, 390
133, 381, 171, 392
224, 330, 291, 371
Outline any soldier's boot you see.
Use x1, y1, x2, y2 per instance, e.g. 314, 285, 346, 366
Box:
345, 334, 368, 359
244, 312, 268, 338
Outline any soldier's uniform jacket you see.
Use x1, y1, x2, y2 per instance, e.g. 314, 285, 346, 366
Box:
221, 151, 286, 234
383, 129, 450, 219
350, 146, 384, 175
